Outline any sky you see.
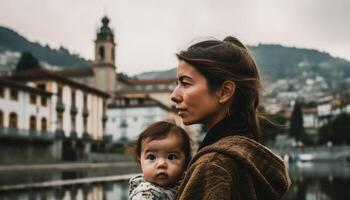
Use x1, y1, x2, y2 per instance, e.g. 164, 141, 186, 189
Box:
0, 0, 349, 76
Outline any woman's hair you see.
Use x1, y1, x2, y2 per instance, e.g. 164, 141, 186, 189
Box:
177, 36, 262, 141
133, 121, 192, 168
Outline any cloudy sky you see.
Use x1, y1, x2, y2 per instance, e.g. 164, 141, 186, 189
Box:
0, 0, 349, 75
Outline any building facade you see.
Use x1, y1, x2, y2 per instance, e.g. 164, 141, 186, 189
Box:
9, 69, 110, 140
0, 78, 52, 135
106, 95, 177, 142
0, 70, 109, 164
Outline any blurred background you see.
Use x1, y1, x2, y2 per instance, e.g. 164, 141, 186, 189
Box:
0, 0, 349, 199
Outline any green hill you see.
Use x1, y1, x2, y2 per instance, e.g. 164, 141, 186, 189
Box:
0, 26, 90, 68
250, 44, 350, 82
1, 25, 349, 86
137, 44, 350, 88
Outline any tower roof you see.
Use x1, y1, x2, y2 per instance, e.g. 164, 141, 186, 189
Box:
96, 16, 114, 43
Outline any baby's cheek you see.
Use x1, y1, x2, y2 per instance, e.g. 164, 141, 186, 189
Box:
142, 164, 155, 181
170, 162, 184, 174
141, 161, 154, 171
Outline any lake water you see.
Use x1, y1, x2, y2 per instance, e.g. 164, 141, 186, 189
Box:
1, 162, 349, 200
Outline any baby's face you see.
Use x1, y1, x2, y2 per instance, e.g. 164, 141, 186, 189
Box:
140, 133, 186, 187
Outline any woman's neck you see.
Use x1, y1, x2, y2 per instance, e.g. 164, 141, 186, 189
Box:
204, 110, 227, 130
198, 116, 248, 150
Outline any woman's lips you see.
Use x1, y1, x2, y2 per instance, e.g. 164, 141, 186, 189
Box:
176, 108, 187, 117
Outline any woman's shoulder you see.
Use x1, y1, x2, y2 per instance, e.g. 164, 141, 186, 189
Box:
190, 147, 239, 172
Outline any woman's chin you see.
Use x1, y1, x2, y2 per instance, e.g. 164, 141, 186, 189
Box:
182, 118, 196, 125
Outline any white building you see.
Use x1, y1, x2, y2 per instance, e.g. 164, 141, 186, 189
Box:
106, 95, 178, 142
0, 78, 52, 136
7, 69, 110, 140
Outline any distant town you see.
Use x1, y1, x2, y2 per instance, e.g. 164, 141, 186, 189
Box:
1, 16, 350, 165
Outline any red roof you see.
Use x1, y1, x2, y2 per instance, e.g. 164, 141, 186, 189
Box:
0, 78, 52, 96
108, 95, 175, 113
123, 78, 176, 85
7, 69, 109, 98
56, 67, 94, 77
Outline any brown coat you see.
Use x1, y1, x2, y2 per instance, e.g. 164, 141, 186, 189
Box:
176, 136, 291, 200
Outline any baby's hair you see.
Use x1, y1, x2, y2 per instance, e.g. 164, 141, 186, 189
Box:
133, 121, 192, 168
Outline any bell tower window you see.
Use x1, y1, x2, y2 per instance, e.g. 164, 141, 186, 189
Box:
112, 48, 115, 61
99, 46, 105, 61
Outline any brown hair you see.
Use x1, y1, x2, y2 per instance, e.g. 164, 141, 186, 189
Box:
133, 121, 192, 168
177, 36, 262, 141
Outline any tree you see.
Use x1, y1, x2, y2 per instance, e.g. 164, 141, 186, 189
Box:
319, 113, 350, 145
289, 101, 305, 143
260, 113, 286, 145
15, 51, 41, 72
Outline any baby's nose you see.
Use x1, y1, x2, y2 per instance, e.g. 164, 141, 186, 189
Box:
157, 158, 167, 168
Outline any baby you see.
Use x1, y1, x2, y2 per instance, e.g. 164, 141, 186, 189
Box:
128, 121, 192, 200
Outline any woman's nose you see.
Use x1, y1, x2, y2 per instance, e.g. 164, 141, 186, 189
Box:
170, 86, 181, 104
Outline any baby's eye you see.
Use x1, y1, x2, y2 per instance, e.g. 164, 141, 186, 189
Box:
168, 154, 178, 160
146, 154, 156, 160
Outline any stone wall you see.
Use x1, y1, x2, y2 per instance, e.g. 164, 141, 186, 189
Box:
0, 140, 62, 164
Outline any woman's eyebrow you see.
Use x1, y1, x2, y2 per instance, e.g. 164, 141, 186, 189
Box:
179, 75, 192, 82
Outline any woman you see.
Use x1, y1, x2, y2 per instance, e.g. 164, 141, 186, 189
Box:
171, 36, 291, 200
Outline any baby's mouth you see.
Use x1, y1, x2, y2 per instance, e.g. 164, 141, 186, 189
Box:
156, 172, 168, 179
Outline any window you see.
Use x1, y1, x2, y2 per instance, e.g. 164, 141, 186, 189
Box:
103, 100, 106, 113
9, 112, 17, 128
57, 112, 63, 130
71, 90, 76, 106
130, 99, 138, 105
41, 117, 47, 131
158, 84, 166, 90
57, 85, 63, 100
136, 85, 142, 90
146, 85, 153, 90
71, 115, 76, 131
112, 48, 115, 61
0, 110, 3, 127
83, 94, 87, 107
30, 94, 36, 104
120, 119, 128, 128
10, 90, 18, 101
0, 87, 4, 98
37, 84, 46, 91
29, 116, 36, 131
41, 97, 47, 106
99, 46, 105, 60
83, 117, 87, 132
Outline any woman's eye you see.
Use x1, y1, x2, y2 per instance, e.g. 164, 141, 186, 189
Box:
168, 154, 178, 160
146, 154, 156, 160
180, 81, 190, 87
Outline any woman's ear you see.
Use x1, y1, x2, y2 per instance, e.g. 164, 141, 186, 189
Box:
218, 81, 235, 104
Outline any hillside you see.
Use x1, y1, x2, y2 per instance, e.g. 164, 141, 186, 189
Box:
137, 45, 350, 89
1, 25, 349, 87
0, 26, 90, 70
250, 44, 350, 82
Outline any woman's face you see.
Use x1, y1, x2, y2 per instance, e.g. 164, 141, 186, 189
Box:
171, 60, 226, 129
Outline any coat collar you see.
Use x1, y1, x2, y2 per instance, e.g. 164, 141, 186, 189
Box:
198, 116, 249, 150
